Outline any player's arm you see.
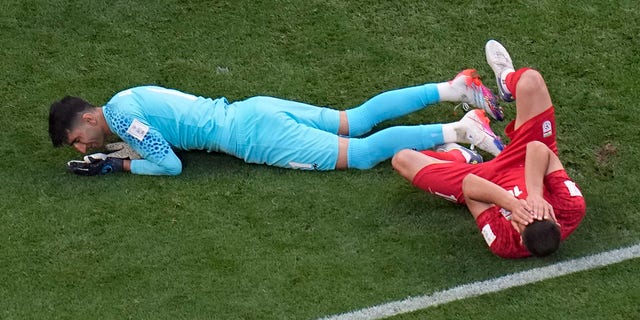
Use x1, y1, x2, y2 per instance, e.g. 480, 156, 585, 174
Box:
462, 174, 534, 225
524, 141, 563, 221
67, 147, 181, 176
112, 135, 182, 175
117, 120, 182, 175
129, 152, 182, 175
67, 125, 182, 176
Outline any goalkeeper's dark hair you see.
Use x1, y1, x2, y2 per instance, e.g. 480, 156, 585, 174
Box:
522, 219, 561, 257
48, 96, 96, 147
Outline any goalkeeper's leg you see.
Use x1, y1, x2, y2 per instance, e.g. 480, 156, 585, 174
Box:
344, 124, 445, 169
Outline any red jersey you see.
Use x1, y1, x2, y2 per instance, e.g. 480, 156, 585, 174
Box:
476, 170, 586, 258
413, 106, 586, 258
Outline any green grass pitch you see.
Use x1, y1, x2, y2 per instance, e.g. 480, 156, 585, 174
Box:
1, 0, 639, 319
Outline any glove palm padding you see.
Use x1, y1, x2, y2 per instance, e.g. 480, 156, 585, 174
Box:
104, 142, 141, 160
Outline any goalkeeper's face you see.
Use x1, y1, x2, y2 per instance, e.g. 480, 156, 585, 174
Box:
67, 122, 106, 154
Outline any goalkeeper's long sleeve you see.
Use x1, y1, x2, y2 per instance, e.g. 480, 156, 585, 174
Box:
130, 152, 182, 176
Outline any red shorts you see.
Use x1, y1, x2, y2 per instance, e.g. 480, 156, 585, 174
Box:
493, 106, 558, 167
412, 106, 558, 203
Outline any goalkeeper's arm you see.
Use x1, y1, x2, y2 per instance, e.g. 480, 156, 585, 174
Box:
67, 152, 181, 176
67, 141, 181, 176
129, 153, 182, 175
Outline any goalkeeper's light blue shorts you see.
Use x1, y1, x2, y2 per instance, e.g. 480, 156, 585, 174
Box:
233, 96, 341, 170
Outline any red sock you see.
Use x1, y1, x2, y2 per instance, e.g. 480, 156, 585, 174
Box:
504, 67, 533, 99
420, 149, 467, 163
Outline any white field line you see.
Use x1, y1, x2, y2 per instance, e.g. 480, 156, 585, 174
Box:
321, 243, 640, 320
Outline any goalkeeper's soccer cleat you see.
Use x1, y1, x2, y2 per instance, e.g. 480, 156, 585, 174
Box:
457, 109, 504, 157
435, 143, 483, 164
485, 40, 515, 102
449, 69, 504, 121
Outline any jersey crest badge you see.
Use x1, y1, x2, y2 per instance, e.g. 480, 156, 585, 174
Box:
499, 208, 513, 221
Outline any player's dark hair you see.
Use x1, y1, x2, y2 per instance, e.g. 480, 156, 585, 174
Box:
48, 96, 95, 147
522, 220, 561, 257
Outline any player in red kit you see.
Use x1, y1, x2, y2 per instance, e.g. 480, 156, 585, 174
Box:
392, 40, 586, 258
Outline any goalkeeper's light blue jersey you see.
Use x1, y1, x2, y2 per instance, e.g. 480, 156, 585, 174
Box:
103, 86, 341, 175
103, 86, 236, 175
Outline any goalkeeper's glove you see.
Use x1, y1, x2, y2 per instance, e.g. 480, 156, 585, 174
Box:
67, 156, 124, 176
104, 142, 141, 160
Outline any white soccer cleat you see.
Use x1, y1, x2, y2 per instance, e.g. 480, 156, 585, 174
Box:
485, 40, 516, 102
457, 109, 504, 157
435, 142, 483, 164
448, 69, 504, 121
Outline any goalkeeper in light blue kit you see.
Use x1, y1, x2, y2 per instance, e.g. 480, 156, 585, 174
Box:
49, 69, 505, 176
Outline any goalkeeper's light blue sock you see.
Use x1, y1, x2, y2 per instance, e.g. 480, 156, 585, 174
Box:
345, 83, 440, 137
347, 124, 444, 169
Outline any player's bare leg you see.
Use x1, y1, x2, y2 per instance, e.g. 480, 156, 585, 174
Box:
511, 70, 553, 129
338, 111, 349, 136
336, 137, 349, 169
392, 149, 449, 181
485, 40, 554, 130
